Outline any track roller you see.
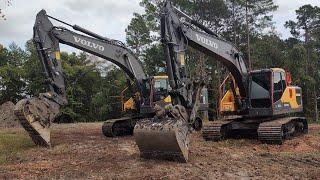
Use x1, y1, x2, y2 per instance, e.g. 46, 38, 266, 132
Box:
102, 117, 136, 137
202, 120, 233, 141
258, 117, 308, 144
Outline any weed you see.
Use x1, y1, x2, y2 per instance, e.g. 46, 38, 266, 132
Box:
0, 129, 34, 164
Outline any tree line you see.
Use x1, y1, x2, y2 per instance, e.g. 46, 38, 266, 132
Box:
0, 0, 319, 122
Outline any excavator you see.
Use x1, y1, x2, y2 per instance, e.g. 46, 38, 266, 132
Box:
133, 2, 308, 162
16, 2, 307, 163
101, 75, 172, 137
109, 75, 208, 137
14, 9, 157, 147
14, 9, 208, 147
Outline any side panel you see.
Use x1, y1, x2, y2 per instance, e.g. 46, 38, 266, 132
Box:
273, 86, 303, 115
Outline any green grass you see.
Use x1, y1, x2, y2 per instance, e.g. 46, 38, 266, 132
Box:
307, 118, 320, 124
0, 129, 34, 164
277, 151, 320, 159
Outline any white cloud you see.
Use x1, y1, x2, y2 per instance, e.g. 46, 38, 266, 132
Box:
0, 0, 320, 50
0, 0, 143, 51
273, 0, 320, 38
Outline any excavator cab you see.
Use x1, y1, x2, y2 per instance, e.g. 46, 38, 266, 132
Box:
208, 68, 307, 144
219, 68, 303, 117
122, 76, 171, 113
248, 68, 303, 117
153, 76, 172, 104
139, 76, 172, 113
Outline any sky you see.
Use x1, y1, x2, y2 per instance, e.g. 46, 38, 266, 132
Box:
0, 0, 320, 52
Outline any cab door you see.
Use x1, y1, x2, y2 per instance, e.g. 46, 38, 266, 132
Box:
272, 70, 286, 104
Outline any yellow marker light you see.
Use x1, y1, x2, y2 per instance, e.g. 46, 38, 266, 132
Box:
55, 51, 61, 60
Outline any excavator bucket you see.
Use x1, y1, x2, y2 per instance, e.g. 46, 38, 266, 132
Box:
134, 118, 190, 162
14, 97, 58, 147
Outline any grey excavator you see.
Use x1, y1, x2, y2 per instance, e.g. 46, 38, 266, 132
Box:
14, 9, 207, 147
133, 2, 307, 162
14, 9, 159, 147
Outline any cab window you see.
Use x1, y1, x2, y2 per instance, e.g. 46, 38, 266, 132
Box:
154, 79, 168, 92
273, 71, 285, 102
154, 79, 169, 101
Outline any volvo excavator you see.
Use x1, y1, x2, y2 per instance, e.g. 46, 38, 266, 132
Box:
14, 9, 161, 147
102, 75, 172, 137
15, 9, 208, 147
112, 75, 208, 137
133, 2, 308, 162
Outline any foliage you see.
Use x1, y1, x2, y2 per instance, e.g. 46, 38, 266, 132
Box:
125, 13, 152, 57
285, 4, 320, 120
0, 43, 126, 122
0, 0, 13, 20
0, 1, 320, 122
0, 43, 26, 104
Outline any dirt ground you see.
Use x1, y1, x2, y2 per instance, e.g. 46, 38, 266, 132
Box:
0, 123, 319, 180
0, 101, 20, 128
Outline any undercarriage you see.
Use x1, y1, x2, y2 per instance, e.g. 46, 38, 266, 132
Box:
202, 116, 308, 144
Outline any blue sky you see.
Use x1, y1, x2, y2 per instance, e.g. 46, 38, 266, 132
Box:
0, 0, 319, 52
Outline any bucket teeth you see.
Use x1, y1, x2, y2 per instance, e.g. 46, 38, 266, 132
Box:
134, 118, 189, 162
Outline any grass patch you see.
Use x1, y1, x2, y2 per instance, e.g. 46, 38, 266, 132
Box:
215, 139, 251, 148
277, 151, 320, 159
50, 144, 71, 155
0, 128, 34, 164
307, 119, 320, 124
276, 152, 295, 158
301, 151, 320, 158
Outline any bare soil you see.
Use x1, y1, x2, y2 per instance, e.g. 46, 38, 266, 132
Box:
0, 123, 319, 179
0, 101, 20, 128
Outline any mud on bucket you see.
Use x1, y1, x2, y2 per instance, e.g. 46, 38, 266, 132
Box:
134, 118, 190, 162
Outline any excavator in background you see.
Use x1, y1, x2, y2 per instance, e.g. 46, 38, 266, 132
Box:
133, 2, 308, 162
15, 9, 208, 147
101, 75, 173, 137
104, 75, 208, 137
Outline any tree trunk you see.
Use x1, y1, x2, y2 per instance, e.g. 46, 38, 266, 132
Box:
314, 84, 319, 122
232, 0, 237, 45
246, 0, 251, 71
305, 28, 310, 75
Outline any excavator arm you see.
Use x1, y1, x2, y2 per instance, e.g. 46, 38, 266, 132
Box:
161, 2, 248, 105
15, 10, 147, 147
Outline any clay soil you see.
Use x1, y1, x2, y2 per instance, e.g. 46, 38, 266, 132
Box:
0, 123, 319, 179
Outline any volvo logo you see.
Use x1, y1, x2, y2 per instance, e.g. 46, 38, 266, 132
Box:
195, 34, 218, 49
73, 36, 105, 51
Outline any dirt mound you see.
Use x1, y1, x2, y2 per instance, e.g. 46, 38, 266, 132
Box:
0, 101, 20, 128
